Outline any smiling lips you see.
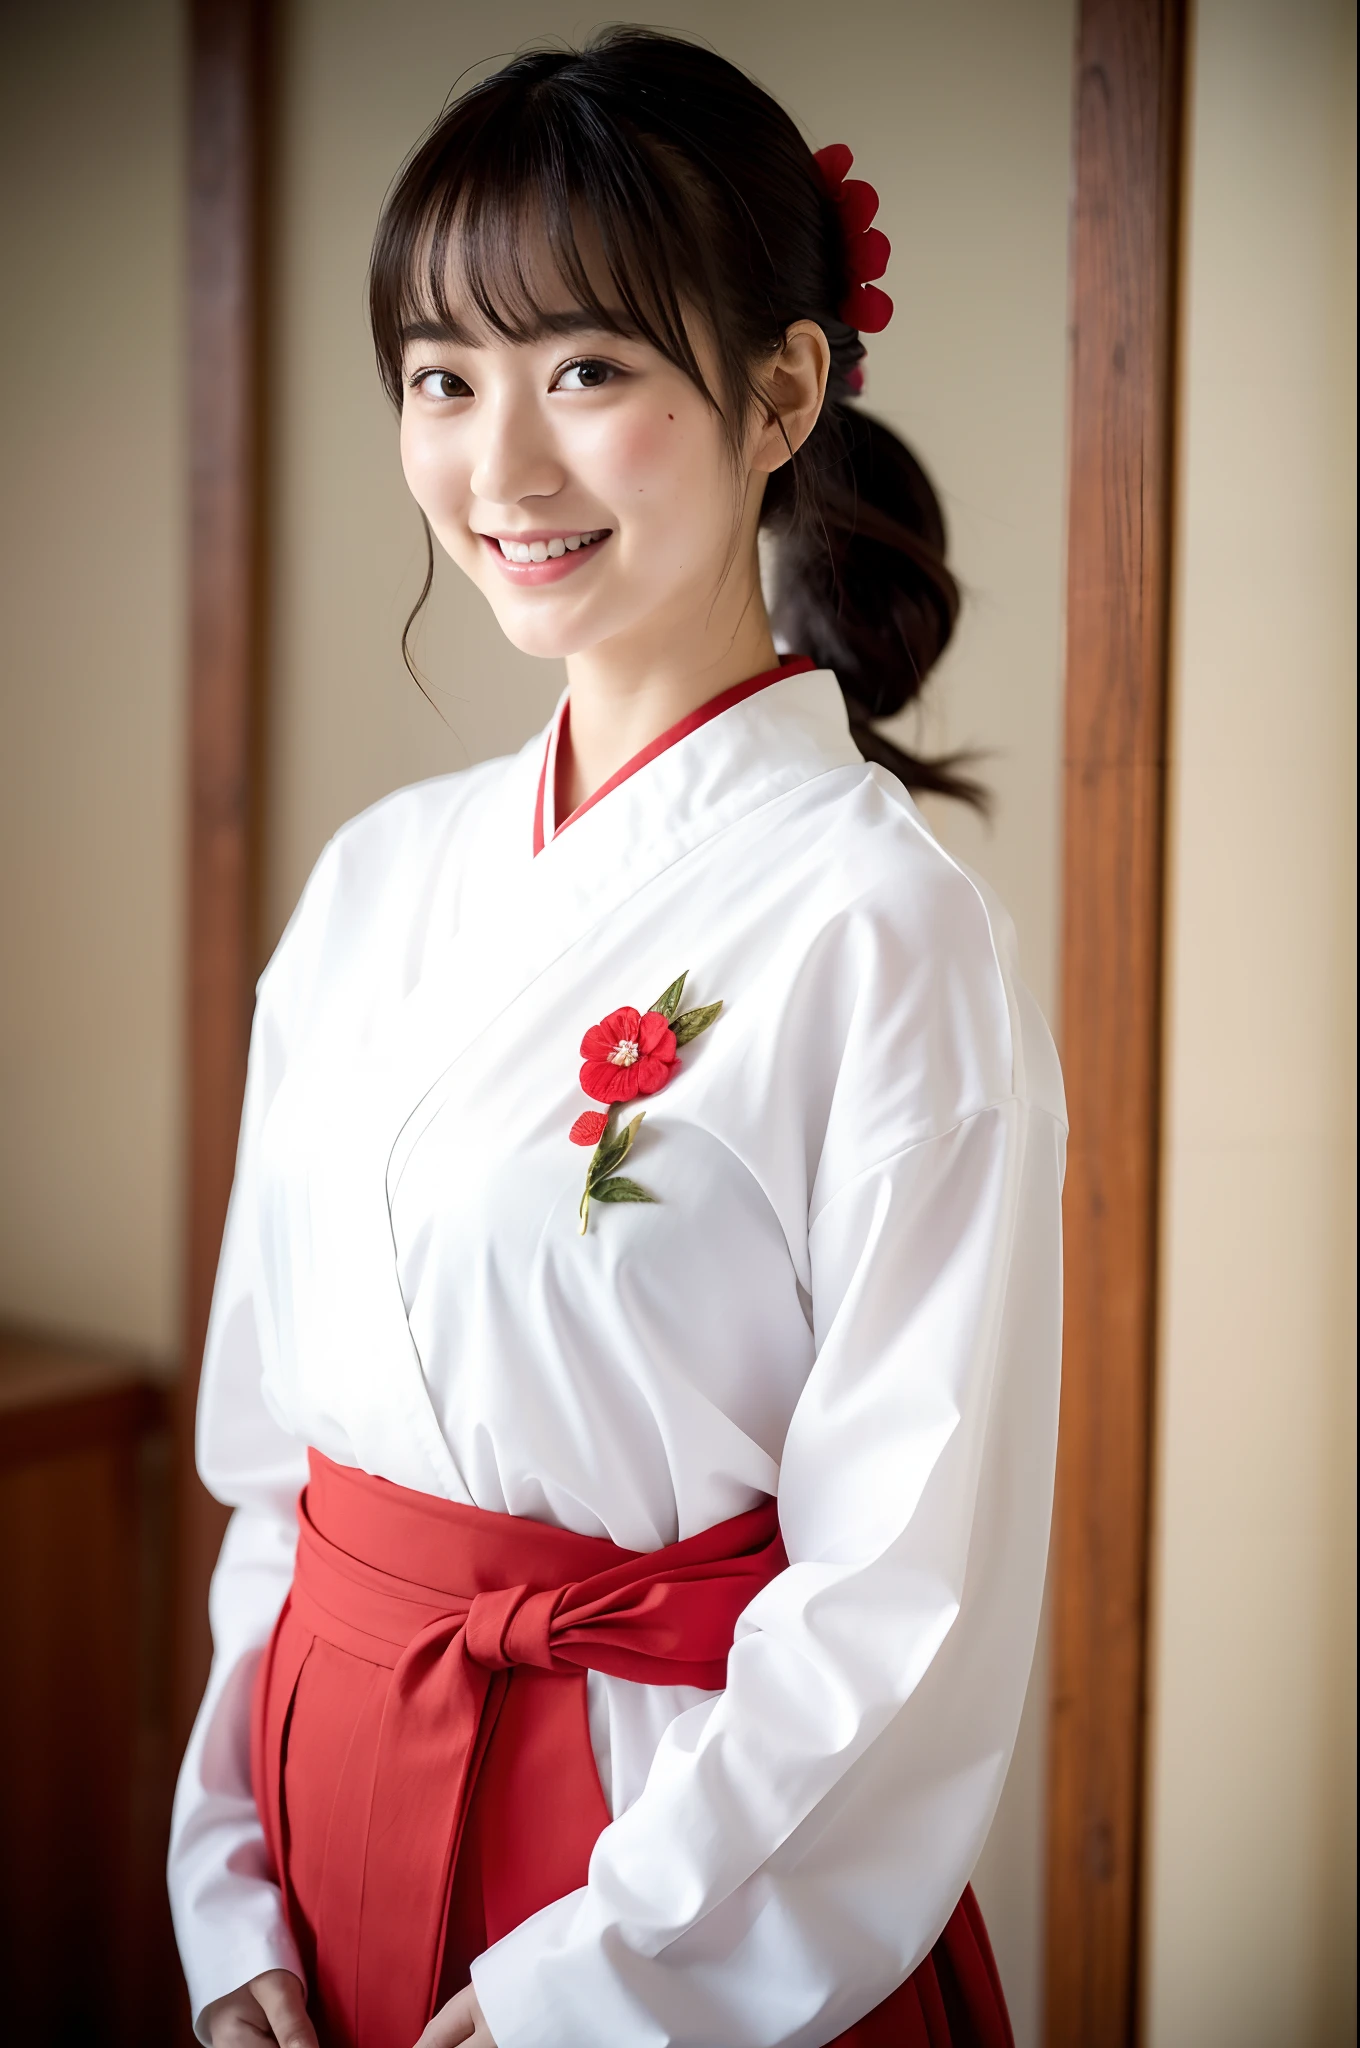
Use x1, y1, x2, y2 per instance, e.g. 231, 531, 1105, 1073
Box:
481, 527, 611, 586
494, 528, 610, 563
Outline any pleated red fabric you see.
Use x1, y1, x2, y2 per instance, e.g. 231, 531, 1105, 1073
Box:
251, 1452, 1012, 2048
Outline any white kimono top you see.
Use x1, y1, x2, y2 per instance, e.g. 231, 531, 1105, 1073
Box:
168, 665, 1066, 2048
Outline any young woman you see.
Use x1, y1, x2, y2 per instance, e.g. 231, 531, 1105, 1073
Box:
169, 29, 1065, 2048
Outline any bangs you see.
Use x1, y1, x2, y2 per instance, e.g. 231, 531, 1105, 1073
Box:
370, 74, 751, 421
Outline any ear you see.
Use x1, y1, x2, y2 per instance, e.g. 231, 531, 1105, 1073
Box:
750, 320, 831, 474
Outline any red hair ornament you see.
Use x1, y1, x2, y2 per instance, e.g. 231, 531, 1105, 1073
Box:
814, 143, 893, 336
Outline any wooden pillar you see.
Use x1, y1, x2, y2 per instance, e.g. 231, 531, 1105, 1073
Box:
1044, 1, 1188, 2041
173, 0, 271, 1750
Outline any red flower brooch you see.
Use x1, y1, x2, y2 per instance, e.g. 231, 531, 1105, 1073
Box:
570, 970, 723, 1233
579, 1006, 678, 1104
814, 143, 893, 336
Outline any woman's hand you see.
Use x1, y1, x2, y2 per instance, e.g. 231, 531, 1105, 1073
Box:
414, 1984, 498, 2047
202, 1969, 320, 2047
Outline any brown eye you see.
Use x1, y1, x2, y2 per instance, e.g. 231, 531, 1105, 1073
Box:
555, 359, 616, 391
415, 369, 471, 400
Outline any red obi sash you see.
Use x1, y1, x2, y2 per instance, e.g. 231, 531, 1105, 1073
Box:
252, 1451, 1011, 2048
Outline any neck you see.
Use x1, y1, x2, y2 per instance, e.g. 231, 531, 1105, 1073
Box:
559, 560, 778, 818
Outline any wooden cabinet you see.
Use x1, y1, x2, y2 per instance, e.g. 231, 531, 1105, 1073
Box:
0, 1330, 172, 2046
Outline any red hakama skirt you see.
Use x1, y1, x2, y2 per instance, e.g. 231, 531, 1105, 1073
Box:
252, 1453, 1012, 2048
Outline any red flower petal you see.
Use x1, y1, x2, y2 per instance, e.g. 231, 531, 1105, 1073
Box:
634, 1054, 678, 1096
637, 1010, 677, 1060
580, 1058, 642, 1103
569, 1110, 609, 1146
580, 1007, 641, 1059
846, 225, 890, 286
836, 178, 880, 237
814, 142, 854, 189
850, 283, 894, 334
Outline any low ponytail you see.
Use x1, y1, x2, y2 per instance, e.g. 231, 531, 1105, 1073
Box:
369, 27, 986, 809
765, 402, 985, 807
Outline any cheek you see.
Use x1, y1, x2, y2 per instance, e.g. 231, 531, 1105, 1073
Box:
400, 415, 462, 520
579, 402, 724, 514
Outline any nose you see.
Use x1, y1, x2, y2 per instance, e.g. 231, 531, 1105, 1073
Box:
469, 390, 566, 509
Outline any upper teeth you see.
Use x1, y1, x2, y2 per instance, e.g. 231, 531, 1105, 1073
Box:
497, 530, 607, 564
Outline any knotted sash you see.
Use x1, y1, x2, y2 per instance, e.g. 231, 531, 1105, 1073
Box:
251, 1451, 786, 2048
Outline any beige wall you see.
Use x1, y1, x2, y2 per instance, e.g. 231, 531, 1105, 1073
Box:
0, 0, 185, 1364
1145, 2, 1358, 2043
267, 5, 1075, 2035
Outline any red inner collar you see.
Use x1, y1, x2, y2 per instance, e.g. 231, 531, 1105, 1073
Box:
532, 657, 815, 857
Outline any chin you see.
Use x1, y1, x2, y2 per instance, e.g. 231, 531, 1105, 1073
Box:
484, 586, 629, 662
506, 632, 580, 661
487, 606, 587, 661
496, 620, 600, 662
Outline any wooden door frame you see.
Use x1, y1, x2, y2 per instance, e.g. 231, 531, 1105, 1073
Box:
171, 0, 271, 1754
170, 2, 1190, 2040
1045, 0, 1188, 2041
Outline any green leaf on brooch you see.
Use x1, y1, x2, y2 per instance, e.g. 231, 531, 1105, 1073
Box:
588, 1111, 643, 1185
650, 971, 689, 1020
672, 1000, 723, 1046
590, 1176, 658, 1204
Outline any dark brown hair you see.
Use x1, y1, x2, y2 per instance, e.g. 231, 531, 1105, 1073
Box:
369, 27, 983, 805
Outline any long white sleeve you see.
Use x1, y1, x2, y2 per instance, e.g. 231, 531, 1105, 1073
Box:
167, 952, 313, 2035
471, 1096, 1065, 2048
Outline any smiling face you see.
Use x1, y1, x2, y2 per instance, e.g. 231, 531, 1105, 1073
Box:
399, 292, 762, 666
369, 48, 845, 742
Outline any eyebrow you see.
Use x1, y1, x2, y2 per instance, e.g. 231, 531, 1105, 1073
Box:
400, 308, 638, 349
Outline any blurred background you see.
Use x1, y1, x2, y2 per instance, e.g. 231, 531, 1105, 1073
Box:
0, 2, 1353, 2045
